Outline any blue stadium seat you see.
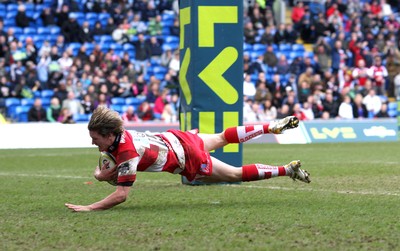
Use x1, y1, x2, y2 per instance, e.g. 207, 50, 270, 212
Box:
35, 4, 46, 12
110, 104, 123, 113
98, 13, 111, 21
41, 89, 54, 99
161, 19, 174, 27
24, 3, 35, 12
278, 43, 291, 52
11, 26, 23, 35
0, 10, 5, 18
6, 3, 19, 12
49, 26, 61, 35
125, 97, 145, 106
23, 27, 37, 35
292, 44, 305, 52
68, 42, 82, 51
0, 3, 5, 12
110, 43, 123, 51
388, 102, 397, 117
161, 27, 171, 35
20, 98, 34, 107
73, 113, 91, 122
3, 18, 16, 27
5, 98, 21, 119
99, 42, 111, 52
37, 27, 51, 35
99, 35, 113, 43
85, 12, 99, 20
41, 97, 51, 108
123, 43, 134, 51
252, 43, 266, 53
15, 105, 30, 122
152, 66, 167, 75
162, 13, 175, 22
164, 35, 179, 44
243, 43, 252, 52
111, 97, 126, 105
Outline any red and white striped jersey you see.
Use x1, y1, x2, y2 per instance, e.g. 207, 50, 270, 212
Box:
368, 65, 388, 86
109, 130, 182, 186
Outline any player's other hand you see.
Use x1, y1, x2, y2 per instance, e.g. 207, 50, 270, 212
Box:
94, 163, 118, 182
65, 203, 92, 212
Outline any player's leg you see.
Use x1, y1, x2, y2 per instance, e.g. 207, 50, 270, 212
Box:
199, 116, 300, 152
196, 156, 310, 183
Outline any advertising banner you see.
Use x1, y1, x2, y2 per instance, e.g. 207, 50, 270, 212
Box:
303, 119, 398, 143
179, 0, 244, 183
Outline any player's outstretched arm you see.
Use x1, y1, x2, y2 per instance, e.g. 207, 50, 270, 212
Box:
65, 186, 131, 212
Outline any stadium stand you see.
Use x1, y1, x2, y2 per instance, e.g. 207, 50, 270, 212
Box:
0, 0, 398, 123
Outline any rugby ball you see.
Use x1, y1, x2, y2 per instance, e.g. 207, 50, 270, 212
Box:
98, 152, 118, 186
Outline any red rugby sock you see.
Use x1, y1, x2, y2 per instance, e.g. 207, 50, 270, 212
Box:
224, 124, 270, 143
242, 164, 287, 182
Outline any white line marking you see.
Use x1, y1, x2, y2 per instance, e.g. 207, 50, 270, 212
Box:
0, 173, 398, 196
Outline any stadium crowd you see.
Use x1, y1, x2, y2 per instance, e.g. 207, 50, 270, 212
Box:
0, 0, 399, 124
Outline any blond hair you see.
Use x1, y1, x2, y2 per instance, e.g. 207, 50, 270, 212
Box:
88, 106, 124, 136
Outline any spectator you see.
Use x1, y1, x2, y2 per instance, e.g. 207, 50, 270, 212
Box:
58, 51, 73, 76
27, 98, 47, 122
322, 90, 339, 118
261, 99, 277, 121
263, 45, 278, 68
168, 50, 180, 77
249, 54, 266, 74
244, 21, 257, 45
362, 88, 382, 117
291, 1, 305, 30
58, 107, 75, 124
148, 15, 163, 36
104, 17, 117, 35
285, 23, 298, 44
148, 36, 163, 60
15, 4, 33, 28
46, 96, 61, 122
24, 37, 38, 64
169, 18, 180, 37
153, 88, 169, 119
61, 13, 84, 43
62, 91, 84, 116
81, 21, 93, 43
112, 24, 130, 44
94, 93, 111, 109
90, 21, 105, 37
352, 93, 368, 119
137, 101, 155, 121
375, 103, 390, 118
160, 48, 173, 67
368, 56, 388, 95
276, 54, 290, 75
131, 73, 148, 97
132, 33, 151, 76
122, 105, 139, 122
276, 104, 291, 119
259, 26, 274, 45
243, 73, 256, 100
338, 95, 354, 119
81, 94, 95, 115
130, 14, 148, 35
274, 23, 288, 45
55, 4, 70, 28
40, 7, 56, 26
0, 76, 11, 99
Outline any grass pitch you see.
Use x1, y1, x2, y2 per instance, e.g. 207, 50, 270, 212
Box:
0, 142, 399, 251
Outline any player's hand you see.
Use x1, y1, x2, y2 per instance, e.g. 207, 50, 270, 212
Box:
65, 203, 92, 212
94, 162, 118, 182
